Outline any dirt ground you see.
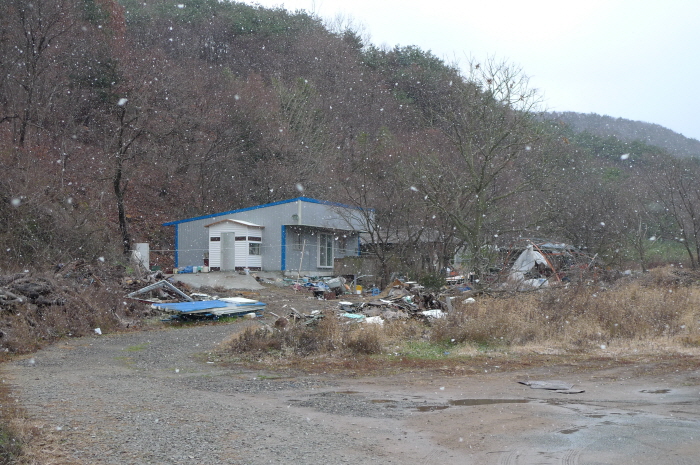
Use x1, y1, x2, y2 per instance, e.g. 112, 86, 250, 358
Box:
4, 282, 700, 464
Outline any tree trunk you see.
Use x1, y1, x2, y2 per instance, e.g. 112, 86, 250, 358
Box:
113, 156, 131, 256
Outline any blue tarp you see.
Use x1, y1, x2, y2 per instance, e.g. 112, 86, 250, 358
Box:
152, 300, 231, 313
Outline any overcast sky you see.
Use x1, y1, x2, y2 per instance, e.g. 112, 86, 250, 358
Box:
242, 0, 700, 141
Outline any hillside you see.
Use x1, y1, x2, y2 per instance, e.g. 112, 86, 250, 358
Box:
545, 111, 700, 158
2, 0, 700, 276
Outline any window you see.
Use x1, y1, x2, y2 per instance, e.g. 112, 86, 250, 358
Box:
318, 233, 333, 268
249, 243, 261, 255
293, 231, 303, 251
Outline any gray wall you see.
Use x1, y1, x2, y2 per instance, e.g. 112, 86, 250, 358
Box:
283, 226, 360, 276
165, 198, 367, 273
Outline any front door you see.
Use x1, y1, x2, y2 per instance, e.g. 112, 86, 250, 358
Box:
220, 232, 236, 271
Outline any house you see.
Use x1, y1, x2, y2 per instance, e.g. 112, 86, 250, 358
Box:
162, 197, 368, 276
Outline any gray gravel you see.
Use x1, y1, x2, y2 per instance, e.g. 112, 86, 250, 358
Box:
4, 322, 405, 465
8, 317, 700, 465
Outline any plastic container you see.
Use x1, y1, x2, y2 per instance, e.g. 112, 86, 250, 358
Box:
355, 285, 363, 295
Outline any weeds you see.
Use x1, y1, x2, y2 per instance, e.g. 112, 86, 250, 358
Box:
0, 380, 24, 464
400, 341, 452, 359
224, 311, 388, 358
223, 274, 700, 363
124, 343, 150, 352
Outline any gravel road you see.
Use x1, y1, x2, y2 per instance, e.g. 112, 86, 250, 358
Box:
4, 321, 406, 464
5, 317, 700, 465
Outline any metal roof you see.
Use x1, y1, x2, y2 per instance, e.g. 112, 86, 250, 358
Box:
162, 197, 366, 227
204, 219, 264, 228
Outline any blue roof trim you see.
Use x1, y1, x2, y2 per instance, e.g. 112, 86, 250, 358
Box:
173, 224, 179, 267
162, 197, 366, 226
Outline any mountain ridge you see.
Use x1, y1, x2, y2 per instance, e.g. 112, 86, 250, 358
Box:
544, 111, 700, 158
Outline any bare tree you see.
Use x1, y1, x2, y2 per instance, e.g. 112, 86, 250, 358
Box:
413, 58, 549, 275
334, 130, 436, 285
646, 155, 700, 269
0, 0, 76, 146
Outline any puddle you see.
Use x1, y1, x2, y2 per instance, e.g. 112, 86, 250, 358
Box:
333, 391, 360, 395
544, 400, 565, 406
559, 427, 582, 434
370, 399, 395, 404
585, 414, 606, 418
640, 389, 670, 394
414, 399, 529, 412
415, 405, 450, 412
449, 399, 529, 406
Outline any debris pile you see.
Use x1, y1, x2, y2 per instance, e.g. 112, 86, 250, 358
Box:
289, 276, 348, 299
125, 279, 266, 321
1, 264, 151, 353
271, 307, 324, 327
338, 279, 450, 322
126, 280, 194, 304
121, 269, 171, 292
275, 279, 461, 326
152, 297, 266, 320
1, 275, 66, 309
493, 239, 600, 289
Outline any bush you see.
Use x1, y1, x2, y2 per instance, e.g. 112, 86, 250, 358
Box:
346, 327, 383, 355
418, 273, 446, 291
225, 312, 385, 357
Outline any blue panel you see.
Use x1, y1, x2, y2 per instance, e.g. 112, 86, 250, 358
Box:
152, 301, 231, 312
174, 225, 179, 267
281, 225, 287, 271
152, 300, 266, 314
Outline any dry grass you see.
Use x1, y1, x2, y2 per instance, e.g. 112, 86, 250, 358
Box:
0, 373, 78, 465
221, 271, 700, 372
432, 279, 700, 352
1, 274, 153, 358
0, 269, 157, 463
0, 376, 38, 465
226, 313, 388, 357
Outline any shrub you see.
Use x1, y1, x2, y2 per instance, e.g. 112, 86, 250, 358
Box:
418, 273, 446, 291
346, 327, 383, 355
225, 312, 386, 357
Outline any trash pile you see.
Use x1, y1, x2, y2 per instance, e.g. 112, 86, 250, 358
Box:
495, 239, 600, 289
126, 279, 266, 321
287, 276, 349, 299
276, 279, 470, 327
337, 279, 451, 323
0, 274, 68, 309
1, 264, 154, 351
1, 259, 128, 310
